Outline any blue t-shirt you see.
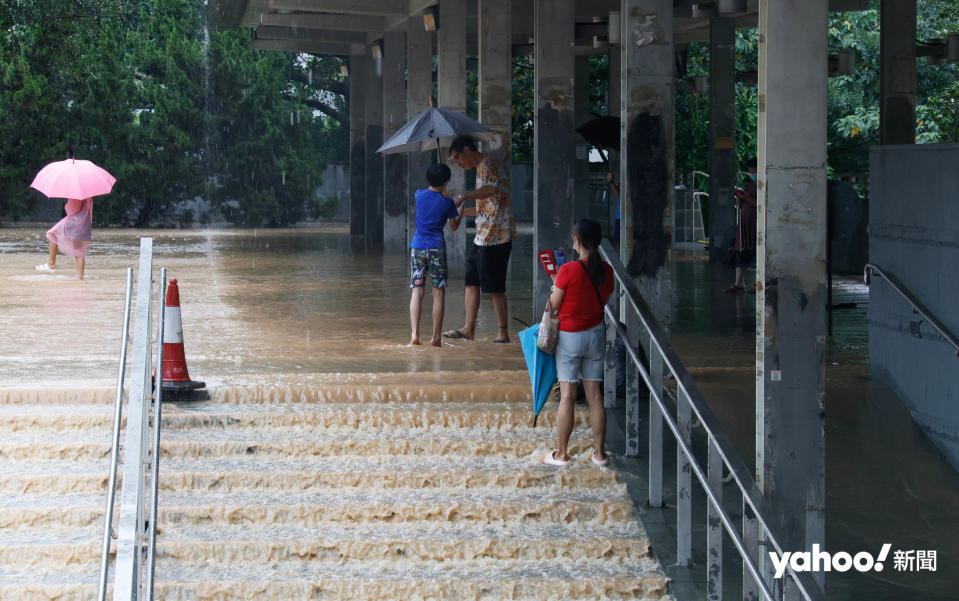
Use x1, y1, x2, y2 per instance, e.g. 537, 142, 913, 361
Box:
410, 189, 458, 250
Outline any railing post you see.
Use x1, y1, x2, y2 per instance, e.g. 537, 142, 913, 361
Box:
707, 438, 723, 601
604, 313, 617, 409
743, 503, 760, 601
648, 335, 664, 507
676, 387, 692, 566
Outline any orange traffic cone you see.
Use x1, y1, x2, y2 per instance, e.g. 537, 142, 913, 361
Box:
161, 278, 205, 392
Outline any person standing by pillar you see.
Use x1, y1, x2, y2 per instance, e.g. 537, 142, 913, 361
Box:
443, 136, 516, 343
725, 157, 758, 293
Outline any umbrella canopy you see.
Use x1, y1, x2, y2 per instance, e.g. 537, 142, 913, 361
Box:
575, 116, 620, 152
30, 158, 116, 200
377, 107, 499, 155
518, 323, 558, 427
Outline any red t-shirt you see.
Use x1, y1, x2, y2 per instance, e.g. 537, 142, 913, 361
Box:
554, 260, 614, 332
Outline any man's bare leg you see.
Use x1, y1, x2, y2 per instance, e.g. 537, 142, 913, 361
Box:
75, 257, 85, 281
430, 287, 445, 347
445, 285, 479, 340
490, 292, 509, 342
409, 286, 425, 345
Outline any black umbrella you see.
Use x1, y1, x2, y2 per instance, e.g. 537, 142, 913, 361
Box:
575, 115, 620, 152
575, 115, 620, 172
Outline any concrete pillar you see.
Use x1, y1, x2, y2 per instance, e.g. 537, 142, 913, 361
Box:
349, 55, 367, 236
533, 0, 575, 312
608, 46, 621, 234
879, 0, 917, 145
364, 48, 384, 247
382, 30, 407, 253
620, 0, 673, 321
478, 0, 512, 191
757, 0, 827, 590
408, 16, 434, 249
439, 0, 468, 263
620, 0, 673, 492
708, 17, 737, 258
574, 55, 592, 222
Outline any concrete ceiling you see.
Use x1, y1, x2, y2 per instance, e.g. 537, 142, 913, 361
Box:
209, 0, 869, 56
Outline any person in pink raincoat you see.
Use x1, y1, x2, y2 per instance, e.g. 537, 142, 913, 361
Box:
35, 197, 92, 280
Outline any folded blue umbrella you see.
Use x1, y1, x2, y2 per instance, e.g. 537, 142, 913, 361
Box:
518, 323, 557, 427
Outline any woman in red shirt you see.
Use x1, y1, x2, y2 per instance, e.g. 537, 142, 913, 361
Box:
544, 219, 614, 468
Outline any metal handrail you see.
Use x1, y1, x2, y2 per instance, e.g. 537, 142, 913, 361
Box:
599, 240, 826, 601
145, 268, 167, 600
106, 238, 169, 601
98, 268, 134, 601
864, 262, 959, 356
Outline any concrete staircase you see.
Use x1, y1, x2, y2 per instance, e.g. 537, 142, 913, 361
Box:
0, 375, 672, 600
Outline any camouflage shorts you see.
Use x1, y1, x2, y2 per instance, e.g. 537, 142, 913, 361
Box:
410, 248, 449, 288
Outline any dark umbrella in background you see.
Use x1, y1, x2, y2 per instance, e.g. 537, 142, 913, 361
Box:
575, 115, 620, 172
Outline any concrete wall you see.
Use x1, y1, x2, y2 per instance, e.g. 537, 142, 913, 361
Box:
869, 144, 959, 469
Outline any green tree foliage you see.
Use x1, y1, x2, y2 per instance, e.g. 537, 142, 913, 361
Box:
0, 0, 346, 227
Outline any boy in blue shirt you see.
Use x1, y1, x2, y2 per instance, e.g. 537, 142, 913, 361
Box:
409, 163, 464, 346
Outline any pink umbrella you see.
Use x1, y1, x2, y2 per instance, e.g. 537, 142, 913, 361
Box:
30, 158, 116, 199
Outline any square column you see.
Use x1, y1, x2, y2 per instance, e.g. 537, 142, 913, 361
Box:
349, 55, 367, 236
574, 55, 592, 223
478, 0, 512, 196
383, 30, 408, 253
439, 0, 468, 264
879, 0, 917, 145
533, 0, 576, 312
757, 0, 828, 590
408, 16, 434, 249
708, 17, 737, 258
364, 48, 384, 247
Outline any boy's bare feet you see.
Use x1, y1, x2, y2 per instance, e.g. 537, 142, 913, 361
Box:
408, 337, 421, 346
429, 338, 442, 347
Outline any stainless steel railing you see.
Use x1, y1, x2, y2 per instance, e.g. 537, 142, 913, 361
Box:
99, 239, 168, 601
599, 240, 826, 601
864, 262, 959, 356
98, 268, 134, 601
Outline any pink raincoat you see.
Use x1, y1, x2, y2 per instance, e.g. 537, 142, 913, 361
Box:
46, 198, 92, 258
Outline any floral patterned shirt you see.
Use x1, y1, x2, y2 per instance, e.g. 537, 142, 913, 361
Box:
473, 156, 516, 246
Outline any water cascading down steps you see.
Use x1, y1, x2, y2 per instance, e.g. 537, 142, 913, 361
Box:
0, 373, 673, 600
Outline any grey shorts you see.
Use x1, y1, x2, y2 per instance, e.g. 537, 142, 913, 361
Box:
555, 323, 605, 383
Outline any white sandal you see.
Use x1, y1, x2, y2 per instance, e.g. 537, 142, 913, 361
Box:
543, 450, 570, 467
35, 263, 55, 272
591, 451, 611, 467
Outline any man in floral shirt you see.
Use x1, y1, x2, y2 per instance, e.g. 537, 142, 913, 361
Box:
443, 135, 517, 343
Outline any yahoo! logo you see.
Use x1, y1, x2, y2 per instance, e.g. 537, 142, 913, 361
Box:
769, 544, 892, 578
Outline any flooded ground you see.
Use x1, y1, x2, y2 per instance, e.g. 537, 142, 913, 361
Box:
0, 225, 533, 389
2, 225, 956, 601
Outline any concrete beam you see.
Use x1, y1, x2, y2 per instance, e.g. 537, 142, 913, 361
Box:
383, 30, 408, 253
268, 0, 408, 16
533, 0, 575, 312
257, 12, 386, 32
255, 26, 367, 44
252, 39, 361, 55
438, 0, 468, 264
756, 0, 828, 591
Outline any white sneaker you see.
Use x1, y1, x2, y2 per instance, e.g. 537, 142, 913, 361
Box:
35, 263, 55, 272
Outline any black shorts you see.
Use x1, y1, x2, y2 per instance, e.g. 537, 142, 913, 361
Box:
465, 241, 511, 293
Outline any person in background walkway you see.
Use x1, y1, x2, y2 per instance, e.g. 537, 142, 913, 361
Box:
725, 157, 758, 293
409, 164, 465, 347
443, 135, 517, 343
543, 218, 615, 468
35, 197, 93, 280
